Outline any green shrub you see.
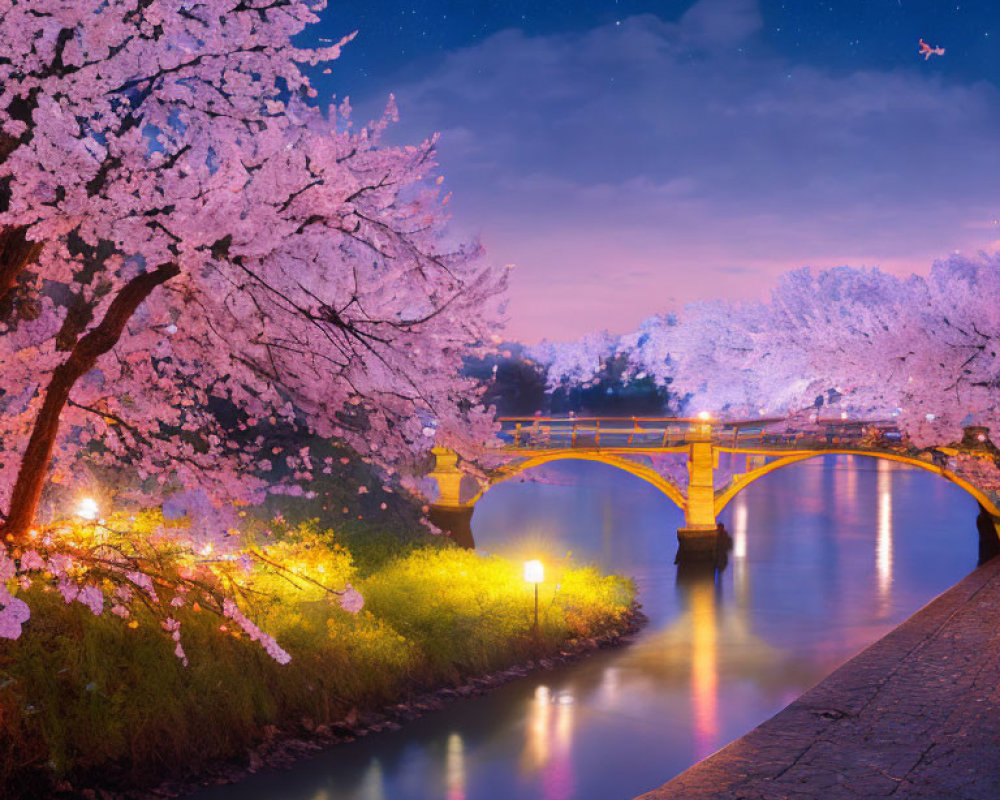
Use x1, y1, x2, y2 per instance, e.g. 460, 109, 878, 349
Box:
0, 525, 634, 795
362, 548, 633, 677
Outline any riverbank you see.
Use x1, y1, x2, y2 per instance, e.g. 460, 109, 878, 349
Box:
638, 556, 1000, 800
113, 605, 645, 800
0, 523, 636, 799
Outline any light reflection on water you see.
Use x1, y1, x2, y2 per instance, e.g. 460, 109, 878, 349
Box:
688, 580, 718, 761
445, 733, 465, 800
877, 459, 894, 609
521, 685, 575, 800
191, 456, 976, 800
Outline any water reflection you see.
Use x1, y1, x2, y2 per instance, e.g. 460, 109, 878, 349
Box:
598, 666, 620, 704
521, 685, 575, 799
446, 733, 465, 800
549, 692, 574, 800
522, 685, 551, 772
688, 580, 718, 759
733, 495, 748, 560
189, 455, 975, 800
358, 760, 384, 800
877, 460, 894, 609
732, 493, 749, 609
845, 454, 858, 505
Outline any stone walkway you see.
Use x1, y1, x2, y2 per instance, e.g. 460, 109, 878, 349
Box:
637, 558, 1000, 799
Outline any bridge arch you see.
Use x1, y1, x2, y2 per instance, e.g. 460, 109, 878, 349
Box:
714, 450, 1000, 518
468, 451, 688, 512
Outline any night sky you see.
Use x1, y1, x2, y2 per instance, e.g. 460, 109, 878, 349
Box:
305, 1, 1000, 341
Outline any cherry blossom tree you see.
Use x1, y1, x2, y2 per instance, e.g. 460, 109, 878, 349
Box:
0, 0, 506, 649
662, 259, 1000, 450
627, 267, 916, 422
536, 257, 1000, 461
527, 330, 619, 390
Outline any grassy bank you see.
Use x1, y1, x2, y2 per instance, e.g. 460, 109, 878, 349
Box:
0, 521, 634, 797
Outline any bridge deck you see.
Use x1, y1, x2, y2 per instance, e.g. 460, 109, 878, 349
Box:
498, 415, 905, 454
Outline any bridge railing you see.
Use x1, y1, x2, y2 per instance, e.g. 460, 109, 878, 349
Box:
724, 422, 908, 451
498, 416, 905, 452
498, 416, 695, 448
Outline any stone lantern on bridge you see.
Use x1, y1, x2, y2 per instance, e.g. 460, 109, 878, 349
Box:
957, 425, 999, 456
426, 447, 476, 549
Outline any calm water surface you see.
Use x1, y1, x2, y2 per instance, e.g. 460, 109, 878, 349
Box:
194, 455, 977, 800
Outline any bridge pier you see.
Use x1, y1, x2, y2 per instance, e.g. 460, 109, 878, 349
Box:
676, 526, 723, 563
977, 504, 1000, 565
675, 424, 728, 565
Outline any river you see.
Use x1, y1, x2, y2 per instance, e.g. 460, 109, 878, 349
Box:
192, 454, 977, 800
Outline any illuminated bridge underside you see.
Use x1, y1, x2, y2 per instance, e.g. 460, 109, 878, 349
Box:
477, 448, 1000, 520
426, 417, 1000, 560
714, 448, 1000, 519
466, 449, 688, 511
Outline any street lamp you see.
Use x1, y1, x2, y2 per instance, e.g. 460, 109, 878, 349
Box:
524, 559, 544, 632
695, 410, 712, 437
76, 496, 99, 521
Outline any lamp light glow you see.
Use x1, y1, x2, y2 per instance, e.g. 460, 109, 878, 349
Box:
525, 559, 544, 633
524, 559, 544, 584
77, 496, 99, 521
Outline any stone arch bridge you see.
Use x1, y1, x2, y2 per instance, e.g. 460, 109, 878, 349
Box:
426, 416, 1000, 563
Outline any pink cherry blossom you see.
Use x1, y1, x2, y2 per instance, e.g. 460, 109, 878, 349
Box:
535, 256, 1000, 495
0, 0, 503, 663
338, 584, 364, 614
77, 585, 104, 615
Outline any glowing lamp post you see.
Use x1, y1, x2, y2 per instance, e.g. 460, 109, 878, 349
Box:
524, 559, 544, 632
694, 410, 712, 439
76, 496, 99, 521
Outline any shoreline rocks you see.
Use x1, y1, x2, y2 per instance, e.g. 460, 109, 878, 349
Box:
64, 606, 646, 800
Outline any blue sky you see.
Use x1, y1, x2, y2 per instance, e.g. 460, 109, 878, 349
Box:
307, 0, 1000, 341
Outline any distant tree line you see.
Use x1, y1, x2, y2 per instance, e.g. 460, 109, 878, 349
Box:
465, 343, 673, 417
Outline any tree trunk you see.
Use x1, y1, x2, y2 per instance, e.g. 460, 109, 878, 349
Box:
2, 262, 180, 543
0, 227, 43, 316
0, 121, 42, 313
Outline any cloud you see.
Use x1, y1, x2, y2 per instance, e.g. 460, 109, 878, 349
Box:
359, 0, 1000, 341
678, 0, 762, 47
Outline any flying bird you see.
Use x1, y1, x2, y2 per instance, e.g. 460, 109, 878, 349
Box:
918, 39, 945, 60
